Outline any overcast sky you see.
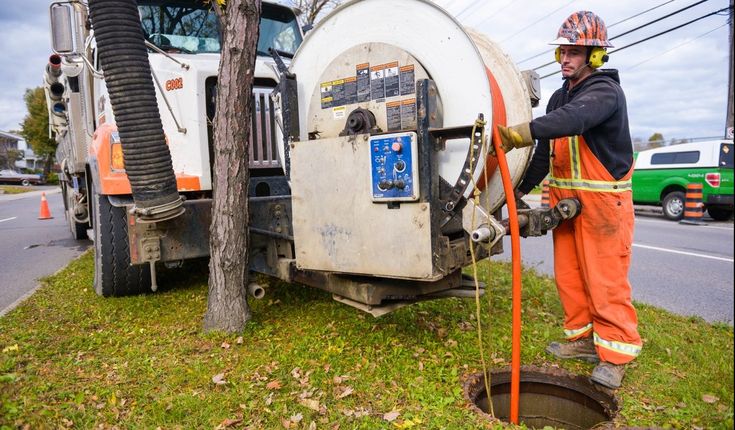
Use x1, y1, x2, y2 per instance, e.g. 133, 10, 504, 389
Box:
0, 0, 731, 143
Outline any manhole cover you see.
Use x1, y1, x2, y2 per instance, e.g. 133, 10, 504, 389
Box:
464, 366, 619, 429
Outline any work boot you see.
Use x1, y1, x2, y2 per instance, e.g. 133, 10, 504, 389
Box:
546, 336, 599, 363
590, 362, 626, 389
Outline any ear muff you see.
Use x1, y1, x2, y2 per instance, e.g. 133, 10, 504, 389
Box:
588, 47, 609, 69
555, 46, 609, 68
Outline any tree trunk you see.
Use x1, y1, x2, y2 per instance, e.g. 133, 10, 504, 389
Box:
204, 0, 261, 333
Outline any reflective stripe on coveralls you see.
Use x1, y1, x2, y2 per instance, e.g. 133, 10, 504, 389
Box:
564, 322, 593, 339
549, 135, 642, 365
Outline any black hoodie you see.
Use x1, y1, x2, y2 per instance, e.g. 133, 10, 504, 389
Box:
518, 69, 633, 194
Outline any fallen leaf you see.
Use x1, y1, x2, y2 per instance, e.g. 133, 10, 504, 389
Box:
217, 417, 242, 428
236, 336, 244, 344
221, 342, 231, 349
281, 418, 292, 429
418, 362, 424, 371
2, 344, 19, 353
267, 380, 283, 390
290, 413, 303, 423
308, 422, 317, 430
212, 373, 227, 385
383, 411, 400, 422
702, 394, 719, 404
300, 398, 321, 411
265, 392, 274, 406
336, 386, 354, 399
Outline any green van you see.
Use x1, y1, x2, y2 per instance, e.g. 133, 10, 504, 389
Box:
632, 139, 734, 221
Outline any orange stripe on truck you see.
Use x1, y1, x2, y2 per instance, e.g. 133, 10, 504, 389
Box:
91, 123, 201, 195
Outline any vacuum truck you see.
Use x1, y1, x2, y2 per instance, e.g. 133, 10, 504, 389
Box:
46, 0, 575, 316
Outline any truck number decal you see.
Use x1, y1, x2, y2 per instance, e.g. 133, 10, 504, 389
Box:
165, 77, 184, 91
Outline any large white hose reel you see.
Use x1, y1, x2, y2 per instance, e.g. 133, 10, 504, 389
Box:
280, 0, 533, 214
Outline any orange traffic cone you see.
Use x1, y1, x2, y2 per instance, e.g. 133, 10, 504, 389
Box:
38, 192, 53, 220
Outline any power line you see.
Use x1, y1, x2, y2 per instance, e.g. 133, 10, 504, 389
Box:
627, 23, 727, 70
468, 0, 515, 28
540, 6, 732, 79
516, 0, 676, 65
455, 0, 484, 19
533, 0, 714, 71
499, 0, 577, 44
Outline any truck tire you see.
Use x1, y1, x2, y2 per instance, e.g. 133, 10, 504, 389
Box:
91, 182, 150, 296
662, 191, 685, 221
707, 207, 733, 221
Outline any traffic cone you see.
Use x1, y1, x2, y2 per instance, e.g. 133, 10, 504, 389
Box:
680, 183, 705, 225
38, 192, 53, 220
540, 179, 550, 208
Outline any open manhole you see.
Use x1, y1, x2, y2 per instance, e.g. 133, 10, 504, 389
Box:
464, 366, 619, 429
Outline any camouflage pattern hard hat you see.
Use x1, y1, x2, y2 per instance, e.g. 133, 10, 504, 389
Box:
549, 11, 613, 48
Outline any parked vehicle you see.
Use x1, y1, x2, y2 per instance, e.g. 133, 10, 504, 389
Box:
0, 169, 44, 186
632, 140, 734, 221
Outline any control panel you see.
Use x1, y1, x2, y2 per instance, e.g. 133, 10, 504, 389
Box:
370, 132, 419, 202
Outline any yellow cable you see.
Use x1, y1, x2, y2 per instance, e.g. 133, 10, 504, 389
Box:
467, 117, 495, 417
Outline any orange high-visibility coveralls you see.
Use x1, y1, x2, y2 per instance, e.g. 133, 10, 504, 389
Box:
549, 135, 642, 364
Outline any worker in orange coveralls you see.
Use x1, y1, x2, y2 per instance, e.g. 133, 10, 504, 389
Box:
496, 11, 642, 389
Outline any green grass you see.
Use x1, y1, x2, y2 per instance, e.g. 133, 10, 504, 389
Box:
1, 251, 732, 429
0, 185, 33, 194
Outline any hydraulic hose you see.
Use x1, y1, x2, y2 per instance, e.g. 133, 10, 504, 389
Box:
491, 126, 522, 425
88, 0, 183, 222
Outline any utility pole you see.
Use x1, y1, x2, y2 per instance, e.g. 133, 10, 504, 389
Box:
727, 0, 734, 139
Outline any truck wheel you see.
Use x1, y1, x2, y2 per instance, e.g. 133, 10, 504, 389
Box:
707, 207, 733, 221
662, 191, 685, 221
21, 179, 30, 187
91, 183, 150, 296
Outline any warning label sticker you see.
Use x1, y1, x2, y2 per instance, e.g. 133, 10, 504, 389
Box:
333, 106, 346, 119
370, 64, 386, 101
320, 61, 419, 111
386, 100, 402, 131
399, 65, 416, 96
331, 79, 345, 107
357, 63, 370, 103
384, 61, 400, 98
401, 98, 417, 130
320, 82, 333, 109
344, 76, 357, 105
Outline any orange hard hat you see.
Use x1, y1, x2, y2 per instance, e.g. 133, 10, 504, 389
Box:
550, 11, 613, 48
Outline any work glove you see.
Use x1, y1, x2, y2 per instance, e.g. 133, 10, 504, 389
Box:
496, 123, 534, 153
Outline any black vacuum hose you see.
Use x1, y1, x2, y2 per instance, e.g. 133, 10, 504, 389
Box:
88, 0, 183, 221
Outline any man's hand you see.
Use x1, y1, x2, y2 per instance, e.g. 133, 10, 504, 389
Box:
496, 123, 534, 153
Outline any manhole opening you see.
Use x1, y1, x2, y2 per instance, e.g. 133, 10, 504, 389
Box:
464, 367, 619, 430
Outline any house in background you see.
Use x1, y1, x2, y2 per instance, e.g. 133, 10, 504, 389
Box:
0, 130, 41, 171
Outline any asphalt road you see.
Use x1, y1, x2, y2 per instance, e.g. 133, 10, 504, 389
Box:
498, 196, 734, 325
0, 187, 91, 316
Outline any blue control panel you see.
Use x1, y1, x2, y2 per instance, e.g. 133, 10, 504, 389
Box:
369, 132, 419, 202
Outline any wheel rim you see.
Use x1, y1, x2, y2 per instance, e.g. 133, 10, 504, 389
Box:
667, 196, 684, 216
21, 179, 30, 186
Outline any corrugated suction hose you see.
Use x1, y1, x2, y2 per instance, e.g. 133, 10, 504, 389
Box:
88, 0, 183, 222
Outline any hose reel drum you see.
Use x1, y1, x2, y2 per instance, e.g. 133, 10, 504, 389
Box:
273, 0, 536, 306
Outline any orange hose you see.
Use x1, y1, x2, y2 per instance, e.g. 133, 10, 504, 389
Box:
490, 126, 522, 424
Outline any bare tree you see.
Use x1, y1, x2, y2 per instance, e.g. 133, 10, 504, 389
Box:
204, 0, 261, 333
287, 0, 342, 26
